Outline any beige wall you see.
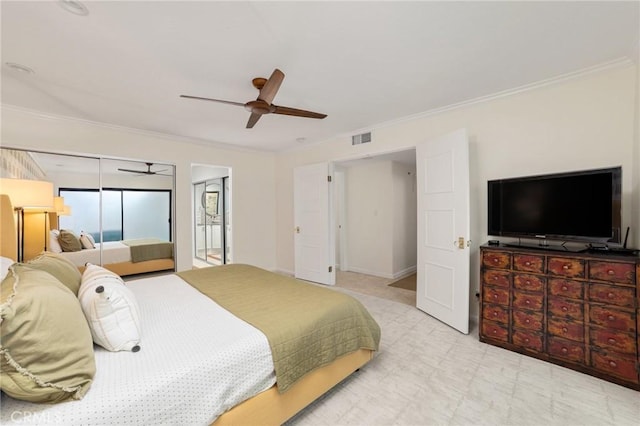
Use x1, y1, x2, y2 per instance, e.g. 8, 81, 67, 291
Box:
276, 65, 638, 318
634, 49, 640, 248
391, 161, 417, 276
1, 107, 278, 272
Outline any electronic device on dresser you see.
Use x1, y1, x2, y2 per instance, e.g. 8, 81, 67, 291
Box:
488, 167, 623, 252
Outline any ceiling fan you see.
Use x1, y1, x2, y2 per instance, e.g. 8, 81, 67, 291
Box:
118, 163, 171, 176
180, 68, 327, 129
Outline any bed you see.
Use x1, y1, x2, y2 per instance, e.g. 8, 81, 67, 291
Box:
57, 237, 175, 277
0, 194, 381, 425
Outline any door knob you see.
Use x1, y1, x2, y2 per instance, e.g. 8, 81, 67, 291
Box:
295, 226, 300, 234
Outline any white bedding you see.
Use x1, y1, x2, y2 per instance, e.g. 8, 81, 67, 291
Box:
58, 241, 132, 267
0, 274, 276, 425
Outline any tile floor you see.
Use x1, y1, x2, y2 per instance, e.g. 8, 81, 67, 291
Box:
286, 280, 640, 426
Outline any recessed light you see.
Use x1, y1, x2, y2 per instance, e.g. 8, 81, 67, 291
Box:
58, 0, 89, 16
5, 62, 35, 75
296, 137, 307, 143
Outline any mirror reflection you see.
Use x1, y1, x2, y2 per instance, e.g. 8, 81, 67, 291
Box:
0, 148, 175, 276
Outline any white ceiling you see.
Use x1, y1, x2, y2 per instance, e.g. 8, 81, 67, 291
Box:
2, 1, 638, 152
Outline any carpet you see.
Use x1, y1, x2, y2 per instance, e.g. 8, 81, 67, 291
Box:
387, 273, 416, 291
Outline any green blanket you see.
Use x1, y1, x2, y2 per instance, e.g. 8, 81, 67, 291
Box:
122, 239, 173, 263
177, 264, 381, 393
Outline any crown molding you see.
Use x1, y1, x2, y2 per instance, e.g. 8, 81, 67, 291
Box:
285, 57, 635, 153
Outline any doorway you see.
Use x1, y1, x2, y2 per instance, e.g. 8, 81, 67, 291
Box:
192, 165, 232, 267
333, 149, 417, 303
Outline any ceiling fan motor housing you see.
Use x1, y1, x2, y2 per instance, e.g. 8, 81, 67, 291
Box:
245, 100, 275, 115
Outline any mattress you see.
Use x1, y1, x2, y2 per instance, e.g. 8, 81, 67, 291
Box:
0, 274, 276, 425
59, 241, 132, 267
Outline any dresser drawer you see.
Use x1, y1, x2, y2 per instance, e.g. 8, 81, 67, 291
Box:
483, 286, 510, 306
513, 290, 544, 310
482, 304, 509, 324
591, 351, 639, 383
548, 318, 584, 342
548, 297, 584, 321
512, 310, 543, 331
548, 336, 585, 363
482, 270, 510, 288
590, 328, 636, 355
513, 274, 545, 292
589, 283, 635, 308
548, 257, 585, 278
589, 261, 635, 285
512, 329, 543, 352
514, 254, 544, 273
482, 251, 511, 269
589, 306, 636, 333
548, 278, 584, 299
481, 320, 509, 342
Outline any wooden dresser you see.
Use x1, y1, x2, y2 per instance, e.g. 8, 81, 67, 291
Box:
479, 244, 640, 390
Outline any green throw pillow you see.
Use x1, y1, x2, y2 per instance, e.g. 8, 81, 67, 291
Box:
25, 252, 82, 295
0, 265, 96, 403
58, 229, 82, 252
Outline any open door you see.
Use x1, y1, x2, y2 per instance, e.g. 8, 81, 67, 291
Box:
294, 162, 335, 285
416, 129, 470, 334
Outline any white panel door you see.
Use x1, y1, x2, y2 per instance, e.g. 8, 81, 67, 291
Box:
416, 129, 470, 334
294, 162, 335, 285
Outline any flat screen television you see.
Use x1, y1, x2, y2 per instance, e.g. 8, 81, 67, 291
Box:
488, 167, 622, 246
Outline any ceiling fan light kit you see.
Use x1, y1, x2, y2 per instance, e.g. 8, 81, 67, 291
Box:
181, 68, 327, 129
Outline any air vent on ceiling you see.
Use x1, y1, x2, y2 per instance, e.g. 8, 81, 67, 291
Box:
352, 132, 371, 146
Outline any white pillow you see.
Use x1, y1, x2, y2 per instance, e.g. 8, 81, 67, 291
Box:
85, 233, 96, 247
79, 234, 94, 250
78, 264, 141, 352
49, 229, 63, 254
0, 256, 15, 280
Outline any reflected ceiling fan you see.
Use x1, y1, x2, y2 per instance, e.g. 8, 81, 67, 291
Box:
118, 163, 171, 176
180, 68, 327, 129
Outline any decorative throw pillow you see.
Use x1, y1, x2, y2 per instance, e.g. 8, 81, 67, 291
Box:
0, 265, 96, 403
0, 256, 15, 280
49, 229, 63, 254
58, 229, 82, 252
79, 234, 94, 250
78, 264, 141, 352
25, 252, 82, 296
85, 233, 96, 247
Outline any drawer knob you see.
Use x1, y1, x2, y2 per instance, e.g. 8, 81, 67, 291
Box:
607, 270, 615, 275
493, 258, 499, 263
608, 338, 616, 344
607, 292, 614, 299
524, 338, 530, 343
493, 311, 498, 317
607, 315, 615, 321
562, 306, 568, 312
492, 329, 497, 334
525, 319, 530, 324
493, 294, 498, 299
525, 261, 531, 266
562, 265, 570, 270
562, 327, 568, 333
525, 299, 531, 305
561, 286, 568, 291
526, 280, 531, 285
561, 347, 568, 354
609, 361, 617, 368
493, 276, 498, 280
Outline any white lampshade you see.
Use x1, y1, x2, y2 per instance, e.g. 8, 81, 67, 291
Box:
0, 178, 55, 210
54, 196, 65, 213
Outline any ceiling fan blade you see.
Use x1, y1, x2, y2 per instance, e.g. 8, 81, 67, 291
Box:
246, 112, 262, 129
180, 95, 245, 107
118, 168, 145, 173
272, 105, 327, 119
257, 69, 284, 104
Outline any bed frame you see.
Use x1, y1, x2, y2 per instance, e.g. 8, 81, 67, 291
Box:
0, 194, 374, 425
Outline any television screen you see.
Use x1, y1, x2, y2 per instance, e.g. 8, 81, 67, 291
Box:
488, 167, 621, 243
